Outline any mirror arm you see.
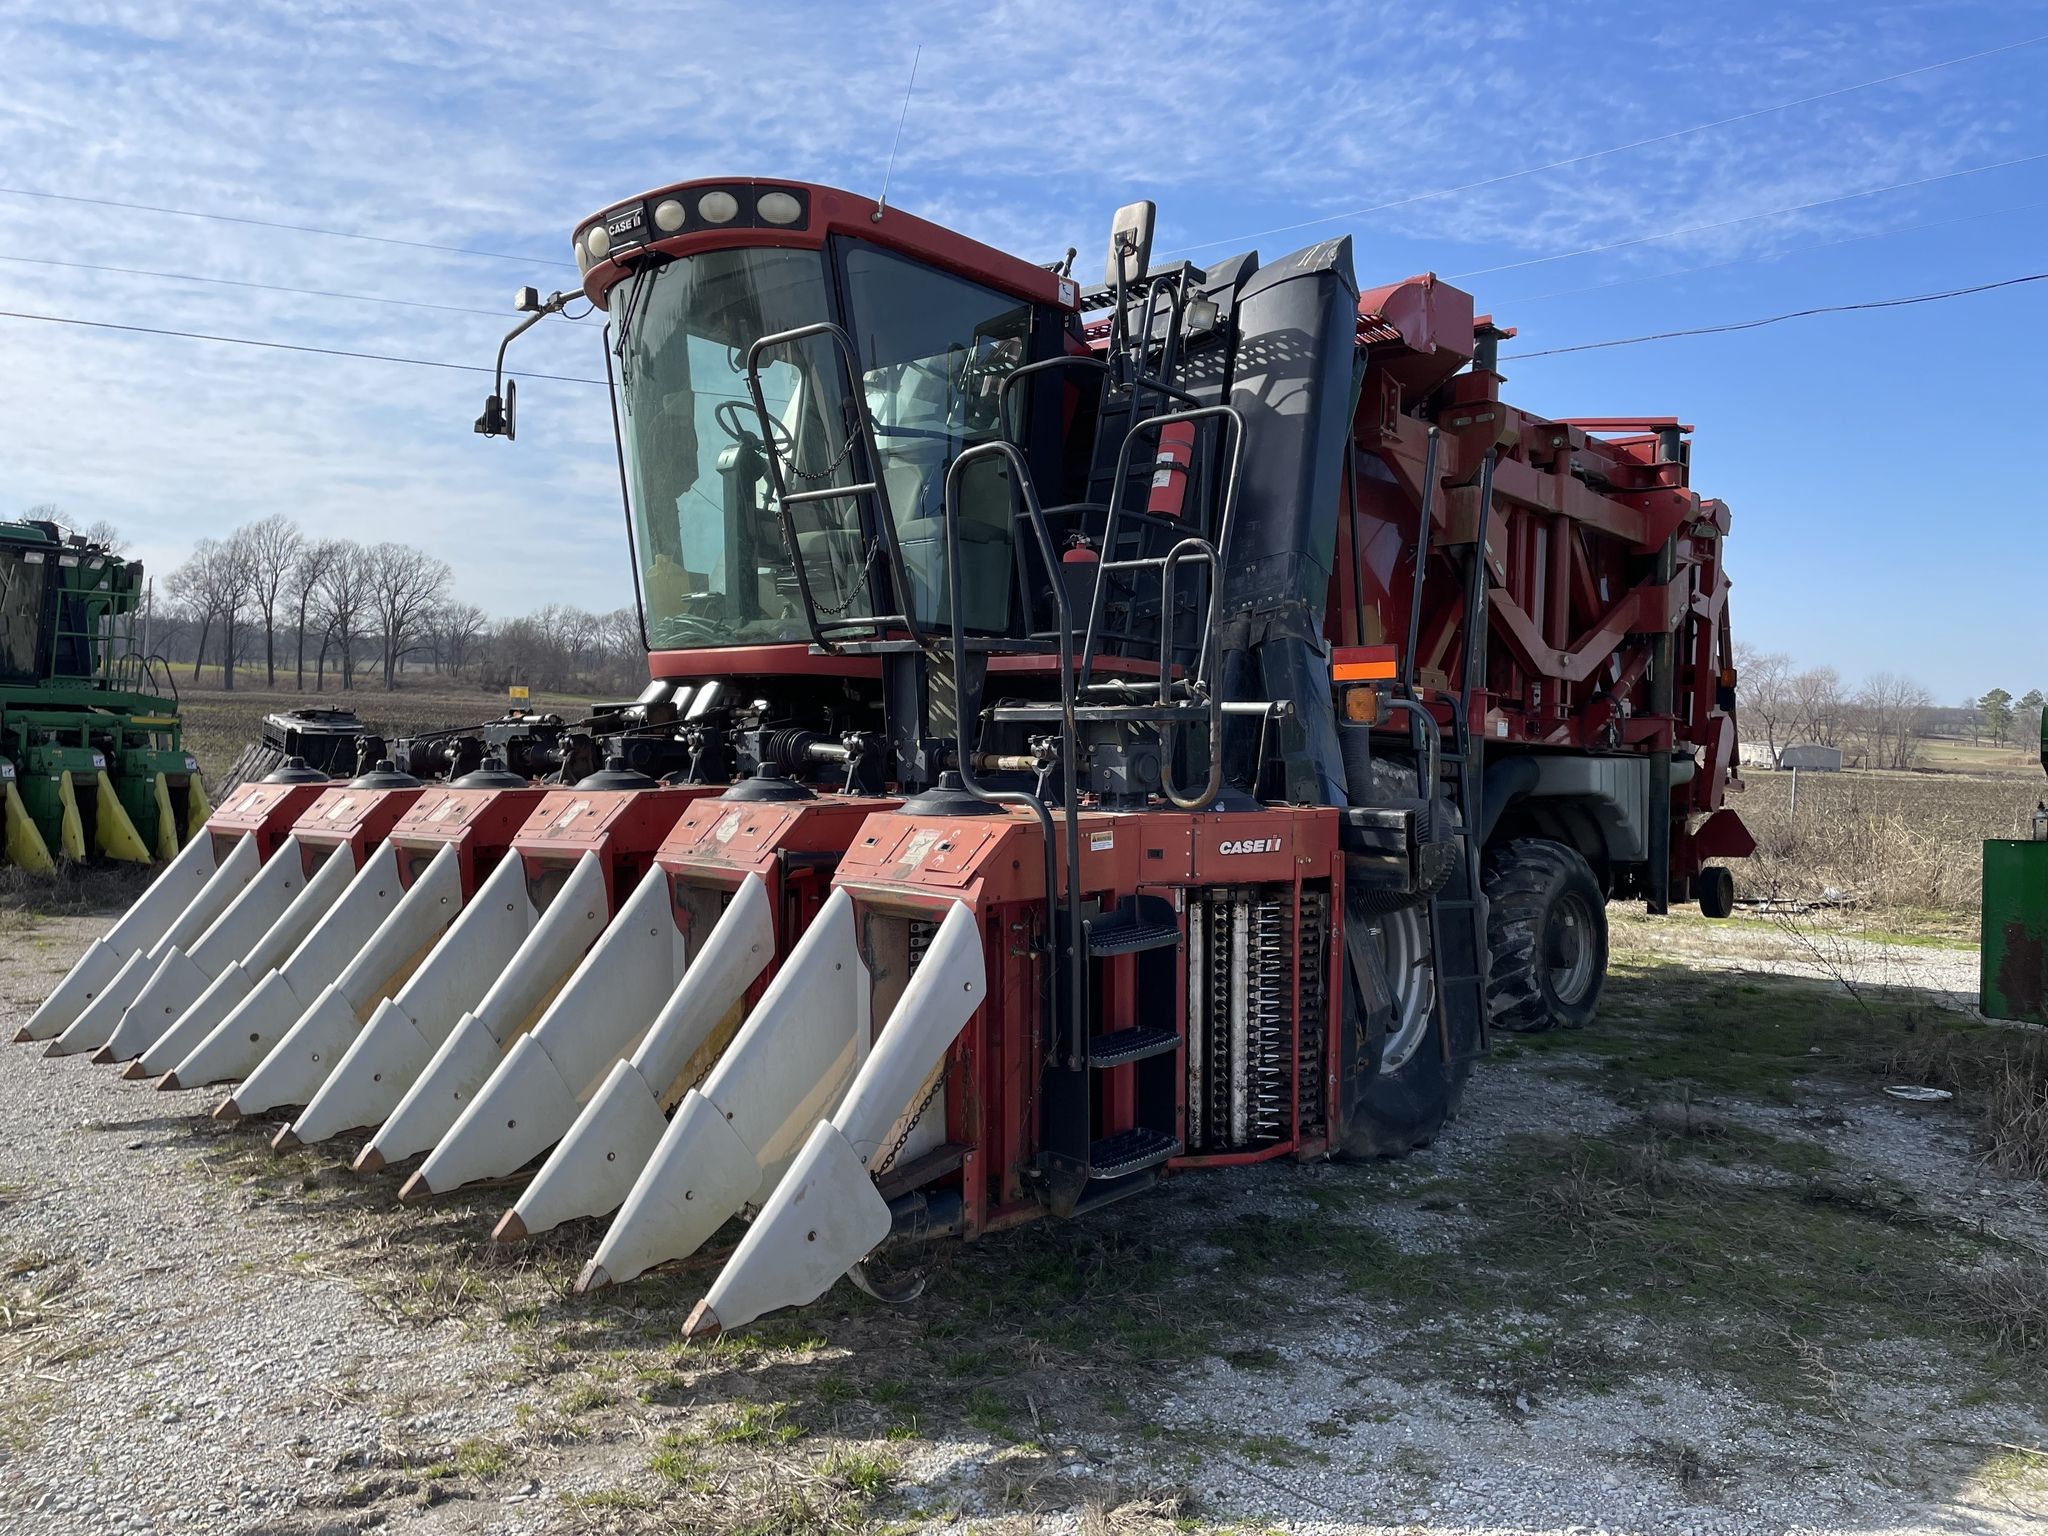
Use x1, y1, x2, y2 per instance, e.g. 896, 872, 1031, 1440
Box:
478, 289, 577, 441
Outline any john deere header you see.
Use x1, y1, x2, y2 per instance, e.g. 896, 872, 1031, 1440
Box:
0, 517, 206, 872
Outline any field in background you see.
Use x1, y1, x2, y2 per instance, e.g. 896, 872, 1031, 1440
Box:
1912, 737, 2044, 777
1731, 768, 2040, 920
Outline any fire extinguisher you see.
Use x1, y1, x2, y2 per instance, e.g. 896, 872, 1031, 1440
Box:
1147, 420, 1196, 519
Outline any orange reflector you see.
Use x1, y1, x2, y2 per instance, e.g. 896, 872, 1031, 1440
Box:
1341, 687, 1382, 724
1332, 657, 1397, 682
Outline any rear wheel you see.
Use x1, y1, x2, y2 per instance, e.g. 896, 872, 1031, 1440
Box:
1484, 839, 1607, 1033
1697, 865, 1735, 919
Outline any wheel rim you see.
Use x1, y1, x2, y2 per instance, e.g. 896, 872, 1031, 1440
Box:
1546, 892, 1598, 1005
1372, 905, 1436, 1074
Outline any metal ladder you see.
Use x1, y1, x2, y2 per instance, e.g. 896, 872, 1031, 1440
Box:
742, 320, 937, 658
1392, 436, 1496, 1069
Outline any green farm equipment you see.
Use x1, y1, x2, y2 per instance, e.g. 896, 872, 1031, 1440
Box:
1981, 709, 2048, 1024
0, 517, 207, 873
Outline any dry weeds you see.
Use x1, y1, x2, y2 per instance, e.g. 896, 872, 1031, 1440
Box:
1733, 769, 2040, 914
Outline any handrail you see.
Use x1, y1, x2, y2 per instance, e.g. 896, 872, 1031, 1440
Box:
1076, 402, 1245, 690
1398, 426, 1440, 697
743, 320, 937, 659
942, 439, 1085, 1071
1155, 538, 1224, 810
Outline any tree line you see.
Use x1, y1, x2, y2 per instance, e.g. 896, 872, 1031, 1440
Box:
35, 509, 646, 698
1736, 644, 2041, 769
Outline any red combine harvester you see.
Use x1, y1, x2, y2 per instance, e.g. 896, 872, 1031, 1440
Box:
22, 179, 1750, 1339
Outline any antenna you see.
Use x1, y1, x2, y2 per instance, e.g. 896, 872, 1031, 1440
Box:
872, 45, 922, 223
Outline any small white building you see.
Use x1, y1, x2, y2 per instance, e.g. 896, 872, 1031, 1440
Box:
1778, 744, 1843, 771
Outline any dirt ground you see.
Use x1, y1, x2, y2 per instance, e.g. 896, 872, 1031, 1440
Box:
1, 900, 2044, 1536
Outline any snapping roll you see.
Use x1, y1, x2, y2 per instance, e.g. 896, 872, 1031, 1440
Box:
493, 873, 775, 1240
403, 858, 708, 1198
128, 844, 361, 1080
229, 843, 599, 1125
162, 842, 444, 1092
34, 834, 255, 1052
686, 900, 982, 1337
353, 851, 617, 1179
575, 889, 870, 1292
97, 836, 336, 1064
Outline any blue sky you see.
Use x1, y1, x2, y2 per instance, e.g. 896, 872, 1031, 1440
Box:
1, 0, 2042, 702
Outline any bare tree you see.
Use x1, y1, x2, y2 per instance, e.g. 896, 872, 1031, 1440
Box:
217, 529, 258, 690
1732, 644, 1793, 765
430, 601, 491, 677
243, 514, 302, 687
288, 539, 338, 690
82, 518, 128, 554
168, 536, 256, 688
314, 541, 374, 691
1790, 665, 1847, 749
370, 541, 452, 688
1852, 671, 1932, 771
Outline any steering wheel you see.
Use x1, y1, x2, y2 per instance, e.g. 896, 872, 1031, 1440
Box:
713, 398, 794, 456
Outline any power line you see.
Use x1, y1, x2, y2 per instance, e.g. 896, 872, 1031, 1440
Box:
1168, 29, 2048, 257
1500, 270, 2048, 359
1445, 150, 2048, 281
0, 307, 608, 384
0, 185, 574, 268
1502, 196, 2048, 306
0, 251, 600, 325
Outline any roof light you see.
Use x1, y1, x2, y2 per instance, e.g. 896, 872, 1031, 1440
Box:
585, 222, 612, 261
756, 191, 802, 226
653, 198, 686, 233
573, 234, 591, 272
697, 190, 739, 225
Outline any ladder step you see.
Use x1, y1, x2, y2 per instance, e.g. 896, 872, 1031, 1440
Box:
1088, 1025, 1180, 1067
1068, 1168, 1161, 1217
1088, 1127, 1181, 1180
1086, 910, 1181, 956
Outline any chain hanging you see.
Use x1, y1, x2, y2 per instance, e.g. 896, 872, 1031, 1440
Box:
872, 1058, 952, 1178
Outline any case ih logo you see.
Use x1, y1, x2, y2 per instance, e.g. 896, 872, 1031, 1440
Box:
1217, 837, 1282, 855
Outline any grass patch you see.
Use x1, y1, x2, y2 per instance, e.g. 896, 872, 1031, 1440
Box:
453, 1436, 511, 1480
1441, 1124, 2045, 1407
559, 1380, 611, 1415
822, 1448, 898, 1498
649, 1432, 716, 1491
710, 1402, 805, 1446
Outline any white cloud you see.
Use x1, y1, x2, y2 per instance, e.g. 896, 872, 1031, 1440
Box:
0, 0, 2038, 628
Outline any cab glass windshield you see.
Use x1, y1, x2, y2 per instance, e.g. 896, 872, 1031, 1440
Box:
611, 247, 864, 648
611, 241, 1037, 649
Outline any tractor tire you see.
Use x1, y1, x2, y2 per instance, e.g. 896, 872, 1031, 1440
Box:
1697, 865, 1735, 919
1483, 838, 1607, 1033
1336, 922, 1475, 1159
1334, 754, 1478, 1159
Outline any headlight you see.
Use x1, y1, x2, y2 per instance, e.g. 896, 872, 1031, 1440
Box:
574, 234, 591, 272
653, 198, 686, 233
756, 191, 802, 226
697, 190, 739, 225
585, 222, 612, 261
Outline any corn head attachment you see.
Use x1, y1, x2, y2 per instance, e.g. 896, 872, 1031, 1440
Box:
20, 778, 324, 1046
346, 784, 702, 1181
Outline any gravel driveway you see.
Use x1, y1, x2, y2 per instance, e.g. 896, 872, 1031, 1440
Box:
2, 905, 2044, 1536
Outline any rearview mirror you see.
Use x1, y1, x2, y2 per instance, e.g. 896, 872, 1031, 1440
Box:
1105, 200, 1156, 289
474, 377, 517, 440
